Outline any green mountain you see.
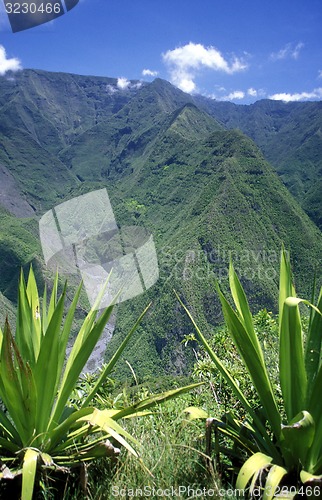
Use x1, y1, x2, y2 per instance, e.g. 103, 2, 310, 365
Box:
103, 120, 322, 379
0, 206, 42, 303
0, 69, 321, 380
195, 97, 322, 229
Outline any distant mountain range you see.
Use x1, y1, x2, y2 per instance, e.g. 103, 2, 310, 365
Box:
0, 69, 321, 379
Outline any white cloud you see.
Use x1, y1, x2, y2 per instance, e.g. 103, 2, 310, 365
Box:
214, 85, 226, 92
176, 77, 196, 93
114, 78, 142, 92
248, 88, 267, 99
117, 77, 131, 90
318, 70, 322, 79
269, 88, 322, 102
222, 90, 245, 101
142, 69, 158, 77
209, 87, 266, 101
106, 84, 117, 94
270, 42, 304, 61
247, 87, 257, 97
162, 42, 247, 93
0, 45, 22, 75
292, 42, 305, 59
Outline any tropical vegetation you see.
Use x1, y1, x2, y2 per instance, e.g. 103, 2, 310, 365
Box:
0, 268, 200, 499
1, 70, 322, 382
1, 68, 322, 498
179, 248, 322, 498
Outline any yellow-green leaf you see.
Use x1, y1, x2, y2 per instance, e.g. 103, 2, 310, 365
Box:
21, 448, 39, 500
237, 452, 273, 491
263, 464, 288, 500
300, 470, 322, 483
183, 406, 209, 420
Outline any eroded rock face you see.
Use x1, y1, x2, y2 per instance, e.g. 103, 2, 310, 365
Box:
83, 321, 115, 374
65, 319, 116, 375
0, 164, 35, 217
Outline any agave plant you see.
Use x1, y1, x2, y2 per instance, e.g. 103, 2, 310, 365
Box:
178, 249, 322, 499
0, 268, 200, 500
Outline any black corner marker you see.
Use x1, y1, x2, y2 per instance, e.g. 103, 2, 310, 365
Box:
3, 0, 79, 33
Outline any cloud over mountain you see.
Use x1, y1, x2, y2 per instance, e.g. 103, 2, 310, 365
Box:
269, 87, 322, 102
0, 45, 22, 75
222, 90, 245, 100
142, 69, 158, 77
162, 42, 247, 93
117, 77, 131, 90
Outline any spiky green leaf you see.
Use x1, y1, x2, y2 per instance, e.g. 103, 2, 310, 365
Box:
279, 250, 307, 420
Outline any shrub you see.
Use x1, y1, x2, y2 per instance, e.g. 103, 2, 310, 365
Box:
178, 249, 322, 498
0, 268, 200, 499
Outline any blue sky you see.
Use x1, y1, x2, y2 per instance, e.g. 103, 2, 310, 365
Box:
0, 0, 321, 103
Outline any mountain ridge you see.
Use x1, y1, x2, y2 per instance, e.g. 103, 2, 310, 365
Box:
194, 95, 322, 228
0, 69, 321, 379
